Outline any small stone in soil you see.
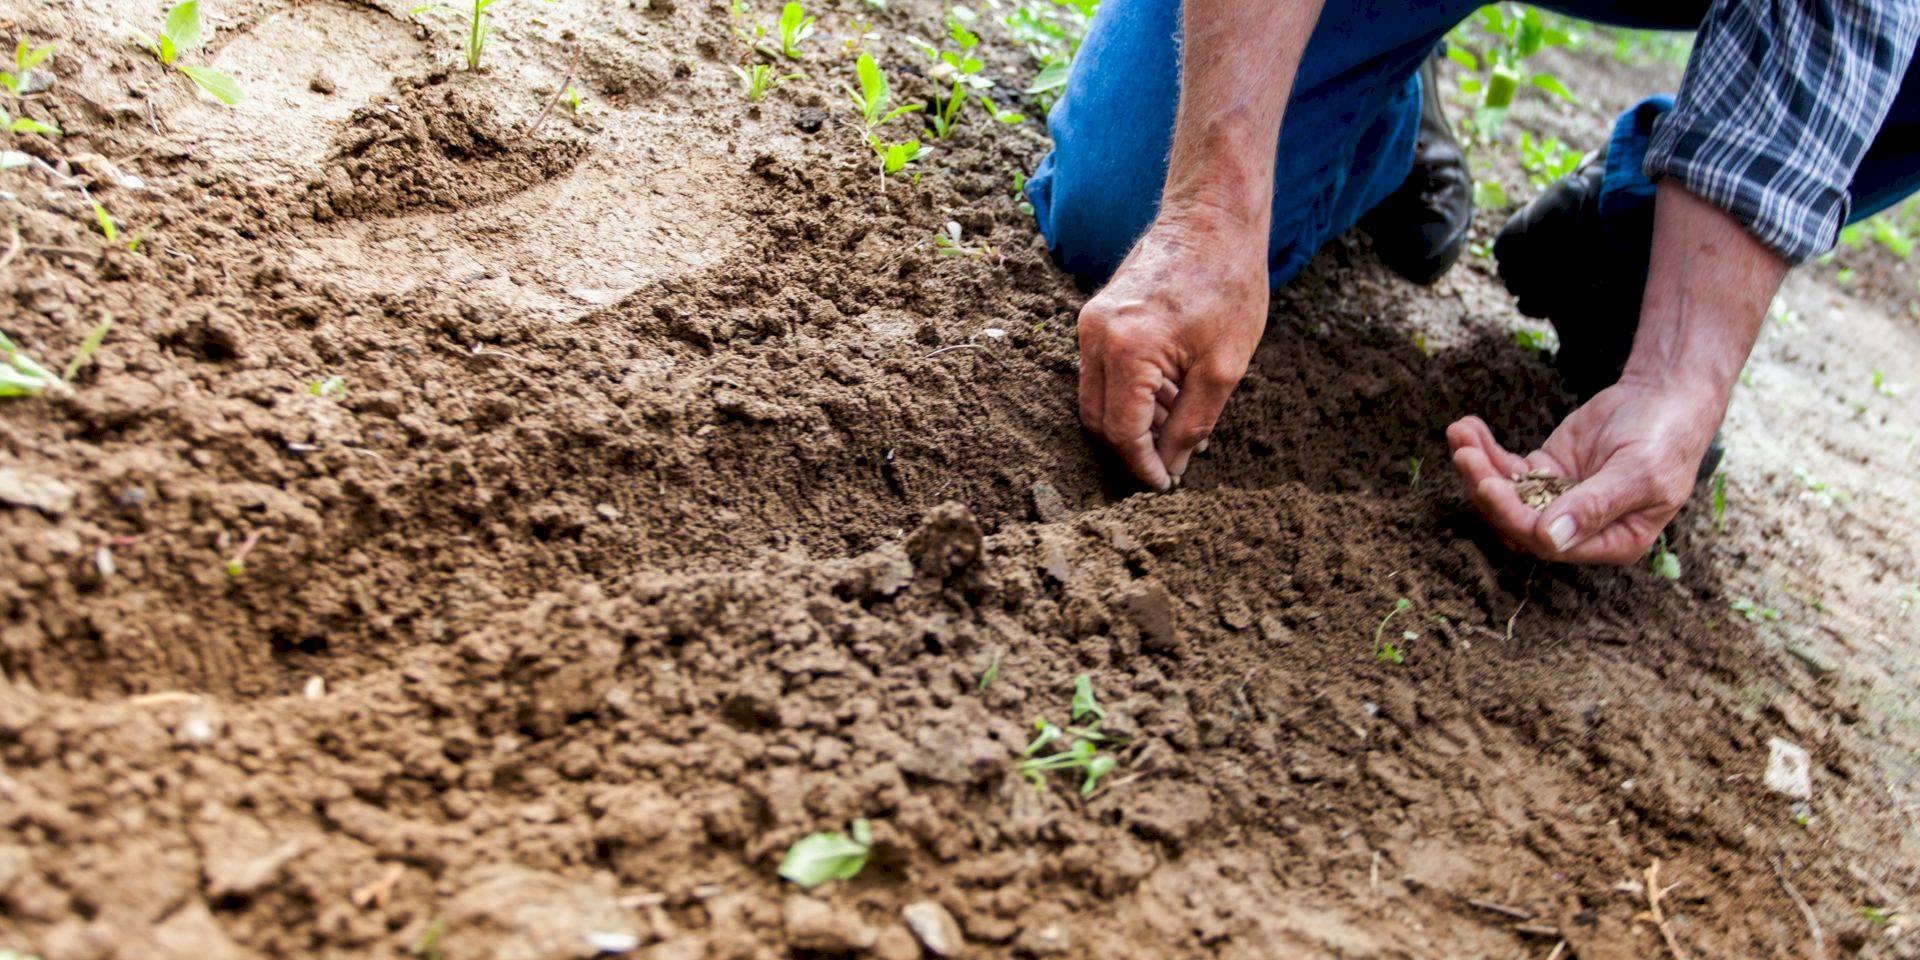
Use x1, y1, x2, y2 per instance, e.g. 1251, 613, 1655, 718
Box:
1511, 469, 1574, 510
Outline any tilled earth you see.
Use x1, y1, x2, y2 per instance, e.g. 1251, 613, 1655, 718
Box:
1, 2, 1917, 958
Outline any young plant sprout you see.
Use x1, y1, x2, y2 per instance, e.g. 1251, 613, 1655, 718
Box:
1513, 325, 1556, 356
1017, 674, 1120, 797
310, 376, 347, 398
1711, 472, 1727, 530
1, 36, 55, 97
932, 221, 1003, 261
776, 2, 815, 59
777, 819, 872, 888
135, 2, 245, 105
977, 647, 1002, 691
63, 318, 112, 382
868, 135, 928, 184
910, 15, 989, 92
1648, 534, 1681, 580
0, 331, 67, 398
1373, 597, 1413, 663
845, 53, 920, 128
978, 96, 1025, 125
411, 0, 522, 71
925, 81, 967, 139
91, 201, 144, 253
732, 63, 799, 102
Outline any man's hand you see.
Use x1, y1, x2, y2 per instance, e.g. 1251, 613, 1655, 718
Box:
1452, 183, 1785, 563
1078, 214, 1269, 490
1447, 376, 1722, 563
1073, 0, 1326, 489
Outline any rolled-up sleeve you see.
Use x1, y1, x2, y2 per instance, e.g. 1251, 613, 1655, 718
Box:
1644, 0, 1920, 263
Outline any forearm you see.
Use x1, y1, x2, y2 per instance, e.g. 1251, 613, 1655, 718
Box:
1621, 183, 1788, 404
1159, 0, 1326, 232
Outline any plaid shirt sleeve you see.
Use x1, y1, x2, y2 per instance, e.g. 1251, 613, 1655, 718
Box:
1644, 0, 1920, 263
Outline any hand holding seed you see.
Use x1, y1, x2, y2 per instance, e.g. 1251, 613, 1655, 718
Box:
1446, 377, 1722, 564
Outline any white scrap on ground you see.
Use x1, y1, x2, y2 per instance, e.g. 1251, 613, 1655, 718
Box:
1764, 737, 1813, 799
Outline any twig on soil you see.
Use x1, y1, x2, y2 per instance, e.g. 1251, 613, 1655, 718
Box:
520, 45, 581, 141
1468, 898, 1533, 921
128, 691, 204, 707
23, 243, 99, 258
1770, 856, 1828, 959
350, 863, 405, 909
1544, 941, 1566, 960
1635, 858, 1689, 960
921, 342, 989, 361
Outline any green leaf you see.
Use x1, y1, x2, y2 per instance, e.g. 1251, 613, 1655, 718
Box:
1472, 179, 1508, 210
0, 366, 52, 397
1529, 73, 1577, 103
1080, 754, 1114, 795
19, 39, 55, 73
1649, 543, 1680, 580
1071, 673, 1106, 721
1444, 45, 1478, 72
63, 318, 113, 381
777, 821, 872, 888
8, 117, 58, 136
1025, 60, 1069, 96
179, 65, 244, 105
855, 52, 885, 115
165, 1, 205, 52
92, 201, 118, 243
159, 32, 178, 66
977, 648, 1001, 691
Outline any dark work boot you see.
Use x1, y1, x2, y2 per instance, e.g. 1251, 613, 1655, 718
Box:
1360, 54, 1473, 285
1493, 147, 1725, 480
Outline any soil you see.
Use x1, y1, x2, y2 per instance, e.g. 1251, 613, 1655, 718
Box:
1, 3, 1917, 960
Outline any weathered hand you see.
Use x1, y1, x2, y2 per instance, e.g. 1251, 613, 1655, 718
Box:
1446, 376, 1725, 564
1078, 216, 1269, 491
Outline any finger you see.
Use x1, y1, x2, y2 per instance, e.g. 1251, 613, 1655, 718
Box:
1470, 474, 1548, 546
1152, 402, 1169, 432
1536, 463, 1670, 562
1102, 354, 1171, 491
1446, 417, 1530, 478
1150, 380, 1176, 434
1078, 331, 1107, 437
1156, 358, 1241, 480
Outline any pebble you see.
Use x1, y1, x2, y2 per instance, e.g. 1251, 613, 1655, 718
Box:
1764, 737, 1812, 799
901, 900, 964, 957
1030, 481, 1069, 523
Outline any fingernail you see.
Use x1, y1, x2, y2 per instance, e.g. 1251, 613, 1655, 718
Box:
1547, 515, 1577, 551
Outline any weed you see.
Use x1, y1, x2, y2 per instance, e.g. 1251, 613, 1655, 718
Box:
135, 2, 244, 105
310, 376, 347, 398
733, 62, 800, 102
776, 2, 816, 59
845, 53, 921, 127
1373, 597, 1412, 663
778, 819, 872, 888
1730, 596, 1782, 623
1648, 534, 1680, 580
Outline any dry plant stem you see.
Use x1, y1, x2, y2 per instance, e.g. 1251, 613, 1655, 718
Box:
350, 863, 404, 909
921, 343, 988, 360
1639, 858, 1689, 960
520, 44, 581, 141
1544, 942, 1566, 960
1770, 856, 1827, 959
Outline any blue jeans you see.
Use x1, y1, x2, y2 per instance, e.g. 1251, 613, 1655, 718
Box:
1026, 1, 1920, 290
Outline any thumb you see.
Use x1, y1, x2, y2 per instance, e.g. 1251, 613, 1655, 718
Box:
1155, 359, 1241, 481
1536, 464, 1654, 559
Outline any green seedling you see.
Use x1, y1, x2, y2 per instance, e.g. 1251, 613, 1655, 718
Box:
1648, 534, 1680, 580
135, 2, 244, 105
1514, 325, 1556, 356
0, 331, 66, 397
1373, 597, 1412, 663
1004, 0, 1093, 105
92, 201, 145, 253
1472, 179, 1508, 210
1793, 467, 1842, 508
1018, 675, 1121, 796
1711, 472, 1727, 531
1010, 170, 1034, 216
932, 221, 1002, 261
1445, 4, 1578, 141
867, 134, 927, 184
776, 2, 815, 59
225, 530, 263, 578
1872, 370, 1908, 398
1862, 906, 1898, 927
925, 80, 967, 139
310, 375, 346, 398
978, 648, 1002, 691
842, 20, 877, 54
1517, 130, 1579, 188
978, 96, 1025, 125
845, 53, 920, 127
63, 318, 112, 382
2, 36, 55, 96
777, 819, 872, 888
1730, 596, 1782, 623
733, 63, 799, 102
909, 15, 990, 91
411, 918, 446, 960
564, 85, 590, 115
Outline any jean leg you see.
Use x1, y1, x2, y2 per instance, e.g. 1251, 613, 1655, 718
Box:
1026, 0, 1480, 290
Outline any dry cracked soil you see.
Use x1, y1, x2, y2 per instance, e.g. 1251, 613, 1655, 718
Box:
0, 2, 1917, 959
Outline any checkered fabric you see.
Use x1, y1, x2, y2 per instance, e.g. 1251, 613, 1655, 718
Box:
1644, 0, 1920, 262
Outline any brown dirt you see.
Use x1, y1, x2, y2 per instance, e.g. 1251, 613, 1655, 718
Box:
1, 3, 1917, 959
